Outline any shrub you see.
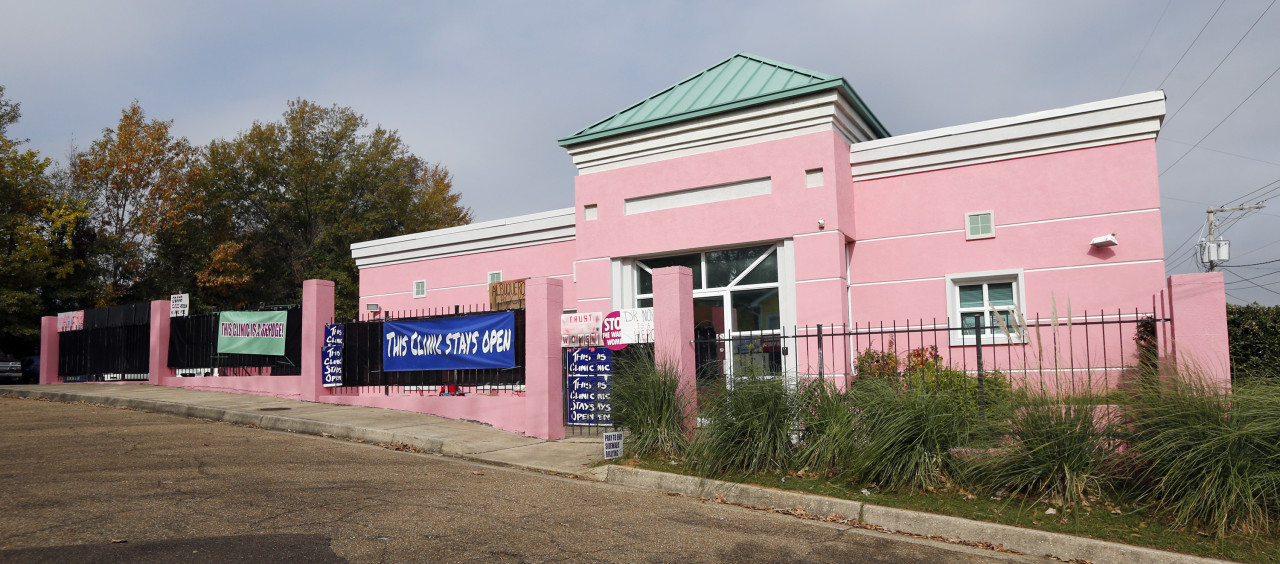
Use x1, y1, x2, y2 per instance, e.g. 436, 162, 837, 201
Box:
960, 391, 1121, 507
794, 379, 860, 477
843, 378, 972, 492
854, 342, 899, 382
1128, 373, 1280, 536
610, 351, 689, 458
1227, 303, 1280, 380
690, 367, 795, 475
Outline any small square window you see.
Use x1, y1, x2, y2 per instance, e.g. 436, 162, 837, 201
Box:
966, 211, 994, 240
584, 204, 598, 221
488, 271, 502, 284
413, 280, 426, 298
805, 168, 824, 188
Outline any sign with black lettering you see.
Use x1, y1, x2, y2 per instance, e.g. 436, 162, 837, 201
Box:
603, 431, 623, 459
566, 347, 612, 426
323, 324, 344, 387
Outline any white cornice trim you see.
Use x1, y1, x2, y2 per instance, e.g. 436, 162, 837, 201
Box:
567, 92, 877, 175
849, 91, 1165, 180
352, 208, 576, 269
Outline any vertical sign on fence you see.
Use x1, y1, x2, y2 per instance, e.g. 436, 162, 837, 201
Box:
323, 324, 344, 387
170, 294, 189, 317
567, 347, 612, 426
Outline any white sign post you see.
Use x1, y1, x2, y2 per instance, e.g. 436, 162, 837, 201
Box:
602, 431, 623, 460
170, 293, 190, 317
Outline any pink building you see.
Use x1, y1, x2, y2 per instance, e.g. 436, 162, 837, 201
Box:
351, 53, 1184, 386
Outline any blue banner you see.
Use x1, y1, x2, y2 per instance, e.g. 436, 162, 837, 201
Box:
566, 347, 612, 426
383, 312, 516, 372
323, 324, 344, 387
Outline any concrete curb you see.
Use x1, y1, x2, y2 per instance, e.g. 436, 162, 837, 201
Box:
605, 466, 1231, 564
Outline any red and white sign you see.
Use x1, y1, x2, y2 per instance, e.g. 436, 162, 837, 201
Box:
602, 307, 654, 351
57, 310, 84, 332
561, 312, 603, 348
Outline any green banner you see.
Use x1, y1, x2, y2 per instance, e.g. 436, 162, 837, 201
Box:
217, 311, 288, 355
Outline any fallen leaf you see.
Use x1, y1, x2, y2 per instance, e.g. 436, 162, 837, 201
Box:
470, 471, 484, 476
111, 539, 127, 544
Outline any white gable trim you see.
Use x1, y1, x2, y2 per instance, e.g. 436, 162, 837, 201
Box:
567, 92, 877, 175
849, 91, 1165, 180
351, 207, 576, 269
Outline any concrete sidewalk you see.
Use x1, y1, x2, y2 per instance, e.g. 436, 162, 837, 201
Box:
1, 384, 609, 479
1, 384, 1229, 564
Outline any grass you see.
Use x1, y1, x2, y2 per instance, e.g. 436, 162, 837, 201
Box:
1127, 372, 1280, 537
689, 367, 795, 475
618, 455, 1280, 563
609, 351, 689, 458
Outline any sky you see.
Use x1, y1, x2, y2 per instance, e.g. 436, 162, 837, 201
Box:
3, 0, 1279, 306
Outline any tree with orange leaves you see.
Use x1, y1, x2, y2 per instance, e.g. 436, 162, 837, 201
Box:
72, 101, 201, 305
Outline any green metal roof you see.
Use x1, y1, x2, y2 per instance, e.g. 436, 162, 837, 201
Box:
558, 53, 889, 146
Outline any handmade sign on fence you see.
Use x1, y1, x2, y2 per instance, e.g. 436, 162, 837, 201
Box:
217, 311, 288, 355
561, 312, 603, 348
383, 311, 515, 372
602, 307, 654, 351
323, 324, 344, 387
488, 278, 527, 311
57, 310, 84, 332
567, 347, 612, 426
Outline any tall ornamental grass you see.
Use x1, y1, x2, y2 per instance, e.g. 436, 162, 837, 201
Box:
690, 367, 796, 475
843, 378, 973, 492
1128, 372, 1280, 537
961, 390, 1120, 507
610, 351, 689, 458
794, 379, 861, 478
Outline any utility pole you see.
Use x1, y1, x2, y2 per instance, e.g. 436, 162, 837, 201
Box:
1200, 204, 1266, 271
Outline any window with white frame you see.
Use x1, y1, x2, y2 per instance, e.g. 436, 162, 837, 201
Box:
965, 211, 994, 240
488, 271, 502, 284
413, 280, 426, 298
946, 270, 1024, 345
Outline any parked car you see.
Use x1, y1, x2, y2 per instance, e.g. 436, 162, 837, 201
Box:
0, 353, 24, 384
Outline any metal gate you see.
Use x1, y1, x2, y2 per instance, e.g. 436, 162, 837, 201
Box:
57, 303, 151, 382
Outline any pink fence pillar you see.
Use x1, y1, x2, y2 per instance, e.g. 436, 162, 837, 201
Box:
1167, 272, 1231, 387
652, 266, 697, 433
301, 279, 336, 402
39, 316, 58, 385
524, 277, 565, 440
149, 300, 172, 384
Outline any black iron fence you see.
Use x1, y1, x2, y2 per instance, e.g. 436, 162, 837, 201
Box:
58, 303, 152, 382
330, 306, 526, 395
694, 309, 1168, 400
167, 306, 303, 376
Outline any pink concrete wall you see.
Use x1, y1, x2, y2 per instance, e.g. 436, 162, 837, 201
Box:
848, 140, 1166, 327
357, 240, 576, 319
653, 266, 697, 432
161, 375, 305, 399
574, 131, 849, 261
39, 316, 57, 385
148, 300, 173, 384
1167, 272, 1231, 386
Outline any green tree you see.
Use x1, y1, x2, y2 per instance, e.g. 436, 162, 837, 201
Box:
0, 86, 94, 355
72, 101, 201, 305
202, 99, 471, 318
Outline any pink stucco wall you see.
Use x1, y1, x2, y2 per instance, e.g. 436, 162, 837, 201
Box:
357, 240, 576, 318
574, 131, 850, 262
848, 140, 1166, 328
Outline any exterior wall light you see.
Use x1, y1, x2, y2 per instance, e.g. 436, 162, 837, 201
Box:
1090, 233, 1118, 248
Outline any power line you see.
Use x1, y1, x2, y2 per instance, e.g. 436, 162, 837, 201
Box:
1225, 269, 1280, 284
1225, 269, 1280, 296
1162, 0, 1276, 128
1161, 139, 1280, 169
1157, 0, 1227, 89
1117, 0, 1173, 96
1159, 61, 1280, 176
1224, 257, 1280, 268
